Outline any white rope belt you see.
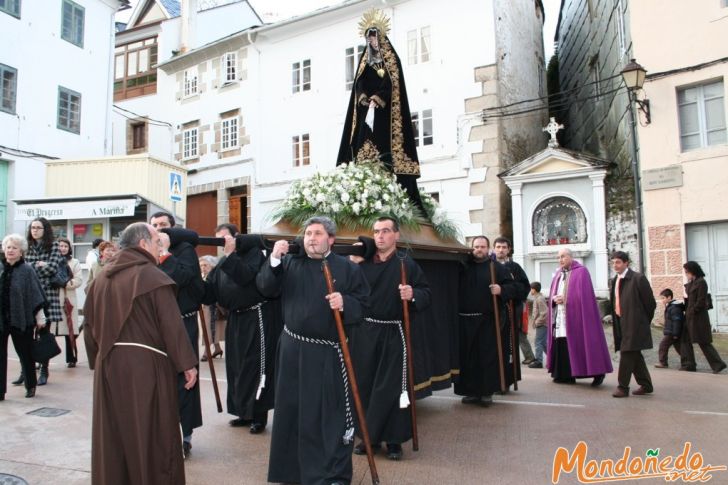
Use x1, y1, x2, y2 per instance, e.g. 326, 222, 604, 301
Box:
364, 317, 410, 409
458, 312, 484, 317
283, 325, 354, 444
182, 311, 197, 319
113, 342, 167, 357
251, 302, 267, 401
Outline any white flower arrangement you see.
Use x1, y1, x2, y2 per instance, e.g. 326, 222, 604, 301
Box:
272, 161, 460, 239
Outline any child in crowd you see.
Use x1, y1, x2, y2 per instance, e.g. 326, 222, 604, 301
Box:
655, 288, 683, 368
527, 282, 548, 368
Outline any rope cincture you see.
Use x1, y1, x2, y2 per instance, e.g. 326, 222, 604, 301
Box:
458, 312, 484, 317
283, 325, 355, 445
252, 302, 266, 400
364, 317, 410, 409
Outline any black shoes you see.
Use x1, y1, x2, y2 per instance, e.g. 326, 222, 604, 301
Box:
461, 396, 481, 405
250, 422, 266, 434
386, 443, 403, 461
67, 362, 76, 368
229, 418, 252, 427
528, 361, 543, 368
591, 375, 605, 387
679, 366, 697, 372
38, 366, 49, 386
354, 442, 381, 455
183, 441, 191, 459
12, 373, 24, 386
25, 387, 36, 398
713, 363, 727, 374
522, 358, 536, 365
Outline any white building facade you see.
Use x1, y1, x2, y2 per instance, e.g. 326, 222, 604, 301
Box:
113, 0, 547, 243
0, 0, 124, 236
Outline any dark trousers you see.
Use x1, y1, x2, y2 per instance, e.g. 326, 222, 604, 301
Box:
1, 326, 37, 394
681, 334, 726, 372
657, 335, 681, 365
617, 350, 652, 392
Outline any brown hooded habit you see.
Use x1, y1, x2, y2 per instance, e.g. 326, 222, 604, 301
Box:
84, 247, 197, 485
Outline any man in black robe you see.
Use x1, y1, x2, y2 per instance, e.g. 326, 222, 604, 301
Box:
455, 236, 517, 405
337, 9, 423, 210
257, 216, 370, 485
151, 211, 205, 458
493, 237, 534, 380
349, 217, 430, 461
203, 223, 282, 433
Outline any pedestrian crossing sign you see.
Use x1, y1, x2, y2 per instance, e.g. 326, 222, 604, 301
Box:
169, 172, 183, 202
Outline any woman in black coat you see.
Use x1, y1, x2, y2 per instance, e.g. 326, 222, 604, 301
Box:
681, 261, 726, 373
25, 217, 63, 385
0, 234, 47, 400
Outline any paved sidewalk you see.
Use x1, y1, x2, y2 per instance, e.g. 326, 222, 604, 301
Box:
1, 330, 727, 485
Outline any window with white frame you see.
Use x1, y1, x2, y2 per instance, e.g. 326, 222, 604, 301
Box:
292, 134, 310, 166
221, 116, 239, 151
292, 60, 311, 93
222, 52, 237, 84
0, 0, 21, 18
678, 80, 727, 151
183, 67, 198, 97
183, 127, 199, 159
61, 0, 84, 47
345, 45, 365, 90
407, 26, 431, 65
411, 109, 433, 146
57, 86, 81, 134
1, 63, 17, 114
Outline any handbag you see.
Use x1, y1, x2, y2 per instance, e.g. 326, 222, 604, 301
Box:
706, 293, 713, 310
32, 331, 62, 362
50, 261, 71, 289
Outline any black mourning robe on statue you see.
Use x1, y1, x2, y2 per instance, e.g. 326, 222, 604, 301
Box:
349, 253, 430, 446
257, 252, 370, 485
203, 247, 282, 423
336, 35, 423, 209
159, 240, 204, 437
455, 258, 518, 398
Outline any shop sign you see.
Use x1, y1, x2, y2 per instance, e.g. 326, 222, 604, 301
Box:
15, 199, 136, 221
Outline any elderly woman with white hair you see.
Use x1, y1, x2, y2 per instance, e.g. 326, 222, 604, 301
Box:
0, 234, 47, 400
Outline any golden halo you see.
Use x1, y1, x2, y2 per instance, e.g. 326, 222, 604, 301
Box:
358, 8, 391, 37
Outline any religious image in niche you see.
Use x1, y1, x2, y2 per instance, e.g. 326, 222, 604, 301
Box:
337, 8, 424, 212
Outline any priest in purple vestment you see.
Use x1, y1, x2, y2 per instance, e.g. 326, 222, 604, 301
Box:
547, 248, 613, 385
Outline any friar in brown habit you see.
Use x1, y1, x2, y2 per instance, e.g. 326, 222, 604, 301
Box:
84, 223, 198, 485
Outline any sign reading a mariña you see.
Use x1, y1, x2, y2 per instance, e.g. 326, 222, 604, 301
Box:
15, 199, 136, 221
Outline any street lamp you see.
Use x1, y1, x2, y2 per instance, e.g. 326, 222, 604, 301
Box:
621, 58, 648, 273
622, 59, 651, 124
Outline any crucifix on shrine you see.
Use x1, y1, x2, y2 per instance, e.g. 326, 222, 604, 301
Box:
543, 117, 564, 148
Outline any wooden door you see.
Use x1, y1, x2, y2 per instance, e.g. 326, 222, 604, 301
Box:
228, 194, 248, 234
187, 191, 218, 257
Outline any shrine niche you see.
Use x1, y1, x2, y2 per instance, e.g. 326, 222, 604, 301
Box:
532, 196, 587, 246
499, 120, 613, 296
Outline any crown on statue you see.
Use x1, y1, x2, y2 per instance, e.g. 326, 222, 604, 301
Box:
358, 8, 391, 37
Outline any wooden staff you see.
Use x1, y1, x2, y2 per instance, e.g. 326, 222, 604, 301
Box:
507, 301, 519, 391
322, 260, 380, 485
489, 260, 507, 393
399, 259, 419, 452
198, 307, 223, 413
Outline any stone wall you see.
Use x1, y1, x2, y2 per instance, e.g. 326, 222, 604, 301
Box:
647, 224, 683, 299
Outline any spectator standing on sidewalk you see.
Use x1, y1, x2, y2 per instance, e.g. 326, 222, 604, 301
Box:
527, 282, 548, 369
654, 288, 683, 369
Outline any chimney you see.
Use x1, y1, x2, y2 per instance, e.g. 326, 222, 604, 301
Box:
179, 0, 197, 54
